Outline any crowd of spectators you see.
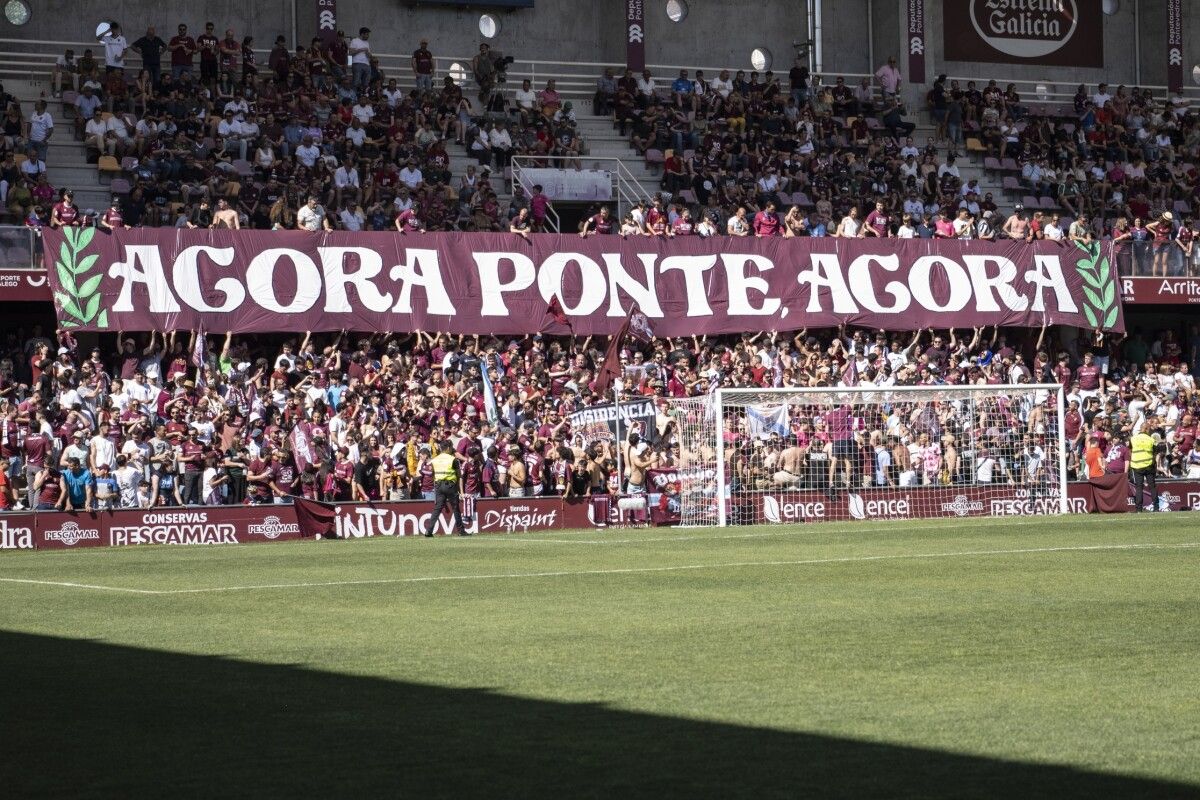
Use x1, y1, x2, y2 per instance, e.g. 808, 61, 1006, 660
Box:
1, 23, 587, 235
0, 320, 1197, 513
586, 61, 1200, 276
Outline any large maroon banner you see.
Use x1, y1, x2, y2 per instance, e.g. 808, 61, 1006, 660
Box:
943, 0, 1104, 68
40, 228, 1126, 334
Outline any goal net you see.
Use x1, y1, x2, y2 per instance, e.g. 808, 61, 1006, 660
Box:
670, 385, 1068, 527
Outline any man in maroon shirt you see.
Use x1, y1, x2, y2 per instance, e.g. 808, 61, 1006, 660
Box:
579, 205, 614, 237
22, 425, 51, 509
1074, 352, 1104, 401
753, 201, 782, 237
178, 426, 206, 505
168, 23, 196, 80
862, 201, 890, 237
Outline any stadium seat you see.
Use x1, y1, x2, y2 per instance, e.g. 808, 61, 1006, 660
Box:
1021, 195, 1040, 210
232, 159, 255, 178
1039, 196, 1059, 210
120, 156, 138, 173
1174, 200, 1193, 215
984, 156, 1002, 172
644, 148, 664, 173
109, 177, 131, 196
1001, 158, 1020, 172
966, 137, 986, 153
678, 189, 698, 205
1002, 176, 1021, 192
97, 155, 121, 182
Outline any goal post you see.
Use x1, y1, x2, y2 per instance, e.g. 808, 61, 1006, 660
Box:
672, 384, 1069, 528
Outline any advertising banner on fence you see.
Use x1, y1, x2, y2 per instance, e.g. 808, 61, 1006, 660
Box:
40, 228, 1126, 335
943, 0, 1104, 69
519, 168, 613, 202
28, 506, 302, 550
0, 269, 51, 302
293, 496, 599, 538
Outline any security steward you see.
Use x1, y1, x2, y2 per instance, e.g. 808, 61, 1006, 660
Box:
1129, 418, 1164, 512
425, 440, 470, 536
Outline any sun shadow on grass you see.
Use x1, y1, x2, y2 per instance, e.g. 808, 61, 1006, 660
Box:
1, 631, 1195, 799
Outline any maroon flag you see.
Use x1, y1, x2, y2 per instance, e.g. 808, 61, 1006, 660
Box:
294, 496, 337, 538
593, 316, 630, 397
628, 302, 655, 343
841, 357, 859, 387
543, 295, 573, 333
289, 421, 319, 472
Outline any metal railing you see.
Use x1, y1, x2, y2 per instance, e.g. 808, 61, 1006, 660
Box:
510, 155, 651, 231
1, 36, 1197, 108
0, 225, 38, 270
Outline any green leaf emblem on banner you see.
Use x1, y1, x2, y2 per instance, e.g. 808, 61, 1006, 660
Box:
53, 227, 108, 329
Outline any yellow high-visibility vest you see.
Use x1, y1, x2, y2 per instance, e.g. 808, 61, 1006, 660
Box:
1130, 432, 1155, 470
432, 452, 459, 482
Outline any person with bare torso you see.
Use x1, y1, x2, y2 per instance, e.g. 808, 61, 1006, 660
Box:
773, 441, 806, 486
506, 444, 527, 497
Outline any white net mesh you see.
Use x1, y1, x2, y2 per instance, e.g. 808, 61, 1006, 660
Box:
674, 385, 1067, 527
664, 395, 720, 527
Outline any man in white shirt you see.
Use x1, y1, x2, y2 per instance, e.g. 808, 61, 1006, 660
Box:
27, 100, 54, 162
382, 79, 404, 109
952, 209, 975, 239
84, 109, 114, 155
297, 195, 332, 231
222, 96, 250, 119
903, 192, 924, 218
635, 70, 657, 102
398, 159, 424, 190
938, 157, 961, 181
513, 79, 537, 124
1043, 213, 1065, 241
339, 204, 365, 231
73, 86, 102, 121
899, 137, 920, 159
89, 425, 117, 471
104, 113, 132, 156
1092, 83, 1112, 109
294, 135, 320, 168
101, 24, 128, 72
709, 70, 733, 99
333, 158, 360, 207
349, 27, 372, 93
490, 121, 513, 166
217, 110, 249, 160
351, 99, 375, 125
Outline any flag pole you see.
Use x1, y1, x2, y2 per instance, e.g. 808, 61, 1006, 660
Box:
614, 378, 623, 497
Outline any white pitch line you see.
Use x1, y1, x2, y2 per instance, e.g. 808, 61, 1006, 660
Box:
0, 577, 159, 594
130, 540, 1200, 595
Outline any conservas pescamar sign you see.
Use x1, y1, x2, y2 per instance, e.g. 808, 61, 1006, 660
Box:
109, 511, 238, 547
41, 229, 1126, 335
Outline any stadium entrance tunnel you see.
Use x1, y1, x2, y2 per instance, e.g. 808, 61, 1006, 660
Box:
1, 631, 1195, 798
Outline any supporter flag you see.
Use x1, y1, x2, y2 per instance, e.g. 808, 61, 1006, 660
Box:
745, 403, 789, 440
628, 302, 655, 344
841, 357, 859, 387
289, 422, 319, 472
480, 356, 500, 426
594, 303, 653, 396
192, 327, 207, 390
544, 295, 573, 333
293, 496, 337, 539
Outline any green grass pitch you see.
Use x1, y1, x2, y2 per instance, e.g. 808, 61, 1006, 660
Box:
1, 515, 1198, 799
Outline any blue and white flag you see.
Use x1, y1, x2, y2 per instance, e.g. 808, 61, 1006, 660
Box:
480, 358, 499, 426
746, 403, 789, 440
